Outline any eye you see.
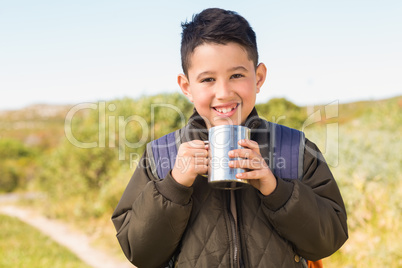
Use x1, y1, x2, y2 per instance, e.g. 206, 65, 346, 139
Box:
231, 74, 244, 79
201, 78, 215, 83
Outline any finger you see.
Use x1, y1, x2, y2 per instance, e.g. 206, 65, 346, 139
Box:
235, 169, 267, 180
204, 140, 209, 150
178, 149, 207, 159
238, 139, 259, 150
187, 140, 208, 149
237, 168, 276, 183
229, 158, 267, 170
193, 150, 208, 158
195, 159, 208, 174
228, 148, 258, 160
196, 166, 208, 176
194, 156, 209, 166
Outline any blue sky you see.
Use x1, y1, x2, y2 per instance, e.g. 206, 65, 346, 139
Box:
1, 0, 401, 110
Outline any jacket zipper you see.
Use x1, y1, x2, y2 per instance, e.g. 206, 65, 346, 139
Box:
228, 191, 241, 268
229, 214, 238, 267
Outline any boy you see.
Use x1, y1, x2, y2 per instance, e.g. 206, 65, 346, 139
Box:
112, 8, 348, 267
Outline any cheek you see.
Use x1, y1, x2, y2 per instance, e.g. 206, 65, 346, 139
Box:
237, 84, 257, 109
237, 79, 256, 92
238, 87, 257, 102
193, 92, 211, 109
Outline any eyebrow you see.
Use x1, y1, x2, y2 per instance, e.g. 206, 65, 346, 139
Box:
229, 66, 249, 72
196, 71, 215, 81
196, 66, 249, 81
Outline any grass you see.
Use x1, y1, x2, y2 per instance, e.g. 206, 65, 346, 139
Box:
305, 97, 402, 267
0, 214, 90, 268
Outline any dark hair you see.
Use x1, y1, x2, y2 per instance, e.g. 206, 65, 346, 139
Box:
180, 8, 259, 77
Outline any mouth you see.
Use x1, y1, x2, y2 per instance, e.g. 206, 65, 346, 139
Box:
212, 103, 240, 116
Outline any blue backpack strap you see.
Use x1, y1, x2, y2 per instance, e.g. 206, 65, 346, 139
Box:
147, 130, 181, 180
269, 122, 305, 180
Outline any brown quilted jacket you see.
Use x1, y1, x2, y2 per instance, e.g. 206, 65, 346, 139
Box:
112, 109, 348, 267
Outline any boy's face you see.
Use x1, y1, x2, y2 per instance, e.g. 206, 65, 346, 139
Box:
178, 42, 266, 128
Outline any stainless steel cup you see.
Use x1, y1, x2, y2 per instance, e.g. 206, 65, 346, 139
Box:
208, 125, 250, 190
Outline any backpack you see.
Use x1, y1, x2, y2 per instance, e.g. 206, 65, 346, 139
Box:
146, 121, 323, 268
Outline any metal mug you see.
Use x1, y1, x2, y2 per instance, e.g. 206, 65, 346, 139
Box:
208, 125, 251, 190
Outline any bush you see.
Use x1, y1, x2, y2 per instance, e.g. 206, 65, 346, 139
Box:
255, 98, 306, 129
0, 138, 34, 159
305, 97, 402, 267
0, 139, 37, 192
35, 93, 193, 219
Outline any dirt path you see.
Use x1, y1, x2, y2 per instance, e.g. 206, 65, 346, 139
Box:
0, 195, 134, 268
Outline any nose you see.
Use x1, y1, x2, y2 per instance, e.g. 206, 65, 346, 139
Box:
215, 81, 232, 100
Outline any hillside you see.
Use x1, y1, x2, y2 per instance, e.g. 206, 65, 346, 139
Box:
1, 96, 400, 145
0, 104, 72, 149
0, 94, 401, 267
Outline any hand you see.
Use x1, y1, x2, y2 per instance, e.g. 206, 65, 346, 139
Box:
228, 139, 277, 196
172, 140, 208, 187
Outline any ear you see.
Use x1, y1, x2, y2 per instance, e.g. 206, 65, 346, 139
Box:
255, 63, 267, 93
178, 74, 193, 102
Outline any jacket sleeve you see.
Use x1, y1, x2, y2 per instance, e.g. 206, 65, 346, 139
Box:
111, 151, 193, 268
261, 139, 348, 261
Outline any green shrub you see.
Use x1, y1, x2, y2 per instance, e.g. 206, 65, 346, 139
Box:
35, 93, 193, 220
255, 98, 306, 129
0, 139, 37, 192
305, 97, 402, 267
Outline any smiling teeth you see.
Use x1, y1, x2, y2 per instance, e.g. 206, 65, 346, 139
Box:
216, 106, 235, 113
